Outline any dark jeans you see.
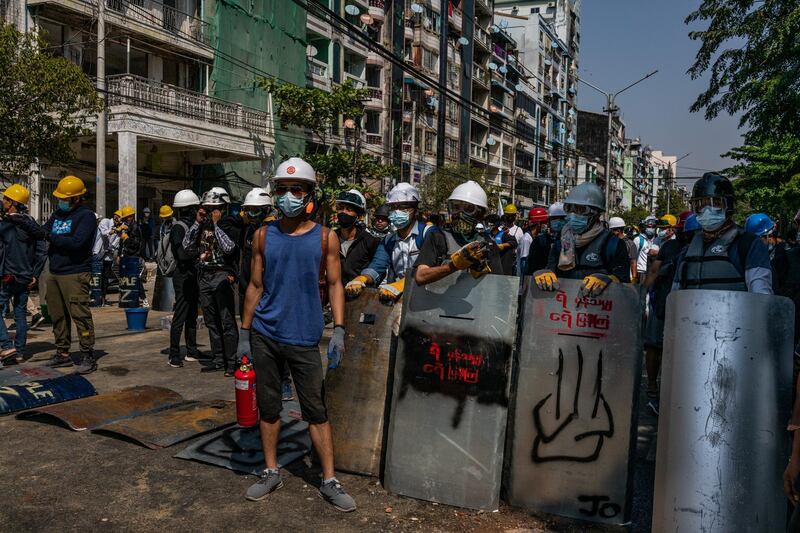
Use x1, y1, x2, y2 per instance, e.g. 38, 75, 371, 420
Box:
0, 281, 29, 353
198, 269, 238, 370
251, 332, 327, 424
169, 269, 198, 361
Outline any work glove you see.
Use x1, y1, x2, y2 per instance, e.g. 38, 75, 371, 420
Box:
496, 242, 512, 251
450, 241, 490, 270
236, 328, 251, 363
469, 262, 491, 279
327, 325, 346, 369
378, 278, 405, 304
345, 275, 370, 299
580, 273, 616, 298
534, 269, 559, 291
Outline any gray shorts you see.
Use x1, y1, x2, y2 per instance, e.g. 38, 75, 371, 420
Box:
644, 309, 665, 349
251, 332, 328, 424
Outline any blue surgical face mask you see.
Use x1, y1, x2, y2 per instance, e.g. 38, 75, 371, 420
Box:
57, 200, 71, 211
550, 219, 565, 235
695, 206, 726, 232
389, 209, 411, 229
644, 227, 656, 238
657, 229, 667, 239
565, 213, 590, 234
276, 192, 305, 218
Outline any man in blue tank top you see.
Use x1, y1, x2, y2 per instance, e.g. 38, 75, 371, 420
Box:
240, 157, 355, 512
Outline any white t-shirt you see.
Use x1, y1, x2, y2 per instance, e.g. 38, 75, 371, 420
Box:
519, 232, 533, 259
634, 234, 651, 273
507, 224, 524, 245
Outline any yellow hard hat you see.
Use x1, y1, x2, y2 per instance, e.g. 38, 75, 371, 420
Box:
503, 204, 518, 215
159, 205, 174, 218
658, 214, 677, 227
3, 184, 30, 205
53, 175, 86, 199
113, 209, 123, 218
119, 206, 135, 218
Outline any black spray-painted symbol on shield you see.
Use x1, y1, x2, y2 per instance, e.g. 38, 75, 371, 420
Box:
532, 346, 614, 463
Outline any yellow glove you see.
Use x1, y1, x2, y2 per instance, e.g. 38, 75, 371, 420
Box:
497, 242, 512, 251
579, 273, 617, 298
469, 262, 491, 279
534, 269, 559, 291
121, 233, 129, 241
378, 278, 405, 303
345, 275, 370, 298
450, 241, 490, 270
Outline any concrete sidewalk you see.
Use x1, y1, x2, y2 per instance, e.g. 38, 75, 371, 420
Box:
0, 302, 649, 532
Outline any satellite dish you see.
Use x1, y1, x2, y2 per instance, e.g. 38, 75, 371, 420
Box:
487, 137, 497, 146
458, 36, 469, 46
410, 3, 423, 13
487, 62, 497, 70
552, 41, 559, 49
515, 83, 524, 91
499, 19, 508, 29
306, 45, 318, 58
498, 66, 508, 74
489, 24, 499, 33
344, 4, 360, 15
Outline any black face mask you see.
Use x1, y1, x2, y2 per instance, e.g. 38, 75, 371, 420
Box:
338, 213, 357, 229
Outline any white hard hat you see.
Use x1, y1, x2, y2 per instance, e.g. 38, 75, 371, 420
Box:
448, 180, 488, 210
336, 189, 367, 212
386, 182, 420, 204
273, 157, 316, 184
548, 201, 566, 218
201, 188, 230, 206
173, 189, 201, 208
242, 187, 272, 207
608, 216, 626, 229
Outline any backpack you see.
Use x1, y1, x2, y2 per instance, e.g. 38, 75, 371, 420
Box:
157, 221, 187, 276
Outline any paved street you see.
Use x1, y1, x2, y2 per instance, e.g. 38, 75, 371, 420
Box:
0, 283, 659, 533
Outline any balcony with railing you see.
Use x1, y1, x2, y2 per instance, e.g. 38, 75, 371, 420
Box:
365, 133, 382, 145
449, 9, 462, 30
470, 142, 488, 161
475, 26, 491, 50
472, 107, 490, 126
368, 0, 385, 20
105, 74, 272, 137
472, 63, 489, 89
307, 58, 330, 90
344, 72, 366, 88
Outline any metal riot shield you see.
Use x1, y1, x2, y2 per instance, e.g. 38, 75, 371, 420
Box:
652, 290, 794, 532
506, 278, 643, 525
152, 273, 175, 312
326, 289, 400, 476
384, 272, 519, 511
90, 256, 104, 307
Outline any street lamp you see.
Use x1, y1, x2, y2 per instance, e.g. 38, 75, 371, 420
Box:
579, 70, 658, 217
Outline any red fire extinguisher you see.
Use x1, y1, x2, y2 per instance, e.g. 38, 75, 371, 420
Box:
234, 356, 258, 427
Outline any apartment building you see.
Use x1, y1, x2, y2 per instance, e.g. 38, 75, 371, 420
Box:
576, 109, 626, 209
6, 0, 280, 221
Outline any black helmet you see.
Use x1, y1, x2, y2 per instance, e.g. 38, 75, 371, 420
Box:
374, 204, 390, 218
691, 172, 735, 215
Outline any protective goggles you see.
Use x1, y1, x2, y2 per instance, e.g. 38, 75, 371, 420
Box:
387, 203, 417, 212
448, 200, 481, 216
564, 203, 595, 216
690, 196, 727, 213
274, 184, 309, 198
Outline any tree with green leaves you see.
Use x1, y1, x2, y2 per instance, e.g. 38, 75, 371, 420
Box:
0, 22, 101, 179
418, 164, 500, 214
686, 0, 800, 138
611, 205, 650, 227
257, 78, 368, 149
655, 188, 688, 217
304, 150, 396, 214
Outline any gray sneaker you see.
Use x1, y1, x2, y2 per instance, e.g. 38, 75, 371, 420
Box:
319, 478, 356, 512
245, 469, 283, 501
75, 352, 97, 375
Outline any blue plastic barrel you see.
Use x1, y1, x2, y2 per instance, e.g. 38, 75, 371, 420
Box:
125, 308, 149, 331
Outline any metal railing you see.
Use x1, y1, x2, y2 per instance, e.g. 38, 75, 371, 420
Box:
367, 87, 383, 100
344, 72, 366, 88
368, 0, 385, 7
475, 26, 490, 49
365, 133, 382, 145
307, 58, 328, 78
105, 74, 272, 137
103, 0, 209, 46
472, 63, 488, 87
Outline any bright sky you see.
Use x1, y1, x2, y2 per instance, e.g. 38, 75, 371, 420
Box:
577, 0, 743, 180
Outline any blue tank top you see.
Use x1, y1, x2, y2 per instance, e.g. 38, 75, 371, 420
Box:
252, 222, 324, 347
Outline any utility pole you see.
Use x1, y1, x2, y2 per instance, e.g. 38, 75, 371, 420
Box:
409, 100, 417, 182
578, 70, 658, 217
436, 0, 449, 168
390, 0, 405, 181
665, 152, 691, 214
96, 0, 107, 217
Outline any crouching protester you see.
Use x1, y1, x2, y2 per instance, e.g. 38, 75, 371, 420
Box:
240, 157, 356, 512
533, 182, 631, 297
344, 182, 437, 304
43, 176, 97, 374
0, 185, 46, 366
414, 181, 505, 285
